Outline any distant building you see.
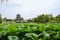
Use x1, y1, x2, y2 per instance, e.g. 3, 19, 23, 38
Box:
15, 14, 23, 23
3, 17, 13, 22
3, 17, 7, 22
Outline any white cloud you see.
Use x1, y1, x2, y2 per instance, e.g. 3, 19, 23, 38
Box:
0, 0, 60, 19
10, 0, 22, 4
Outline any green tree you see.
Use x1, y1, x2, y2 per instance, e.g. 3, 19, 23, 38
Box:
37, 14, 50, 23
0, 14, 2, 23
54, 14, 60, 22
31, 14, 53, 23
27, 19, 32, 23
32, 17, 38, 22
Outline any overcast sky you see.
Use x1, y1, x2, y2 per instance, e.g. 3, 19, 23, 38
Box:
0, 0, 60, 19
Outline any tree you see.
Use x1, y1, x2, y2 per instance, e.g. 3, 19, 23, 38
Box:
27, 19, 32, 23
0, 14, 2, 23
37, 14, 50, 23
54, 14, 60, 22
32, 17, 38, 22
31, 14, 53, 23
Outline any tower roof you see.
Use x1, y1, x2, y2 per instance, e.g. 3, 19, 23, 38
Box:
17, 13, 20, 16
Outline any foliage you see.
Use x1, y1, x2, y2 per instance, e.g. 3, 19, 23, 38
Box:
54, 15, 60, 22
0, 22, 60, 40
30, 14, 60, 23
0, 14, 2, 23
31, 14, 54, 23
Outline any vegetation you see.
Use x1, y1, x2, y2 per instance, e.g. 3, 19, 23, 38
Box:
0, 13, 60, 40
0, 13, 60, 23
54, 15, 60, 22
30, 14, 60, 23
0, 14, 2, 23
0, 0, 60, 40
0, 22, 60, 40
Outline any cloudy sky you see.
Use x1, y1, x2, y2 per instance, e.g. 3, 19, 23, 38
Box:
0, 0, 60, 19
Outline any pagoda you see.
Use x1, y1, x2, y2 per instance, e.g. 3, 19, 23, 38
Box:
15, 14, 21, 22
